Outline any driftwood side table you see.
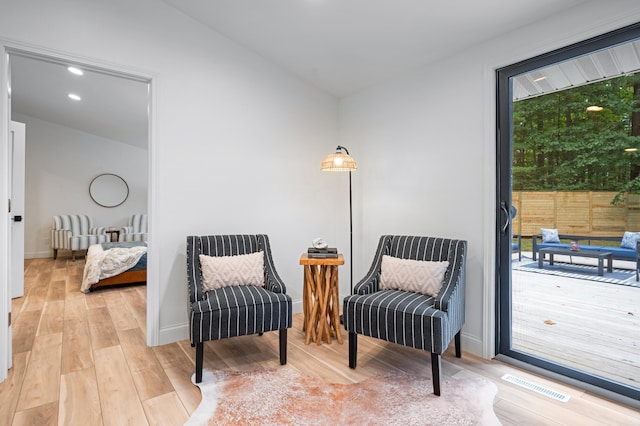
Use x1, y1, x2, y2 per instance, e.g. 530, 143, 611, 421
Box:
299, 253, 344, 345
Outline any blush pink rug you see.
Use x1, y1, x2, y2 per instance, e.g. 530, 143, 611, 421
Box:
186, 368, 501, 425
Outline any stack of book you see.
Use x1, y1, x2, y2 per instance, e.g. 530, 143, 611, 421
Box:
307, 247, 338, 258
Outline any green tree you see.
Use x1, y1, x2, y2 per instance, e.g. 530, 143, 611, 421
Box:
512, 73, 640, 201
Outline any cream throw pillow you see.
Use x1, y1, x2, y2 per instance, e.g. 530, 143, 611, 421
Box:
199, 251, 265, 291
380, 255, 449, 297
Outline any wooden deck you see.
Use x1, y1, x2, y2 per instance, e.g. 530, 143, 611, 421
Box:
511, 254, 640, 391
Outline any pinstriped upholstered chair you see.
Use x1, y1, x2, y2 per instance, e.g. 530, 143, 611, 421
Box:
187, 235, 292, 383
51, 214, 109, 260
343, 235, 467, 396
119, 214, 148, 242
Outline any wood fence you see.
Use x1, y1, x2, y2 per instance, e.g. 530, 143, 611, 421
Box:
512, 191, 640, 237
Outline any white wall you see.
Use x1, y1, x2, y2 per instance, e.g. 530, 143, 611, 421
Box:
5, 0, 640, 354
13, 114, 148, 258
340, 0, 640, 356
0, 0, 340, 344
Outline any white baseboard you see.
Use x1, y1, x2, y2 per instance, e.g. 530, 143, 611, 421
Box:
154, 307, 483, 363
460, 331, 484, 358
25, 251, 52, 259
292, 299, 303, 315
157, 301, 304, 347
158, 322, 189, 346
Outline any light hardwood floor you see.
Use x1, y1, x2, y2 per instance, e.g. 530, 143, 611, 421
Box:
0, 257, 638, 425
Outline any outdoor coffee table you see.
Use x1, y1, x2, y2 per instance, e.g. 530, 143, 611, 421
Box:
537, 247, 613, 276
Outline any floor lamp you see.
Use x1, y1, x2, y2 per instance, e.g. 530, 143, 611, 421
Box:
321, 146, 357, 297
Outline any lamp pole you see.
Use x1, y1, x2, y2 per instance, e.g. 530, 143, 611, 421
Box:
348, 163, 353, 294
336, 145, 354, 294
320, 145, 357, 295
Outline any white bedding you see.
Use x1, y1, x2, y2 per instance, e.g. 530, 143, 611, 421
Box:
81, 243, 147, 293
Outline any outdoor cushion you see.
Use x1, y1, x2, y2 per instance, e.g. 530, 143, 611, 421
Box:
578, 245, 636, 260
620, 232, 640, 249
536, 243, 573, 251
541, 228, 561, 243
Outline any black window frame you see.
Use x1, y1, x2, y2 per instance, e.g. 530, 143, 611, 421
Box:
496, 21, 640, 401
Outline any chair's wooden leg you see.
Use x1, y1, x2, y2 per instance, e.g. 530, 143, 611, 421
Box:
259, 332, 264, 336
348, 332, 357, 369
455, 331, 462, 358
195, 342, 203, 383
431, 353, 441, 396
72, 250, 76, 261
279, 329, 287, 365
53, 249, 57, 259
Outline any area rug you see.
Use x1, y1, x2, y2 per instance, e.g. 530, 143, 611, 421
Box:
513, 261, 638, 287
186, 368, 501, 425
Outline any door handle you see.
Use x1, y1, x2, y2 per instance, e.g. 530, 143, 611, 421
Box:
500, 201, 510, 236
12, 215, 22, 222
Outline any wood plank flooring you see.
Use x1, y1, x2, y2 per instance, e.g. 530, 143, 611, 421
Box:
0, 257, 638, 425
512, 257, 640, 389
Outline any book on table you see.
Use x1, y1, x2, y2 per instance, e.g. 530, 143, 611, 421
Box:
308, 247, 337, 253
307, 247, 338, 258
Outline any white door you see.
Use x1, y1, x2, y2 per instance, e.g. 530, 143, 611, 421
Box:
10, 121, 25, 299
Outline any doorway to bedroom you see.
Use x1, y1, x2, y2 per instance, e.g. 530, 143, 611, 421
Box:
496, 23, 640, 402
8, 49, 151, 357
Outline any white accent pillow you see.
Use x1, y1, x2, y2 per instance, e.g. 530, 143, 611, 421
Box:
541, 228, 561, 243
379, 255, 449, 297
620, 231, 640, 249
199, 251, 265, 291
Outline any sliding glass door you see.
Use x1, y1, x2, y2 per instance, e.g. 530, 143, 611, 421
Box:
496, 23, 640, 401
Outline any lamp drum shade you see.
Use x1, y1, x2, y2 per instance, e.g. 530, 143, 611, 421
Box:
320, 152, 357, 172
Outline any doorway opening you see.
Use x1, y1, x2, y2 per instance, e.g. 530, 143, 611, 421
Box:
496, 23, 640, 402
5, 47, 153, 370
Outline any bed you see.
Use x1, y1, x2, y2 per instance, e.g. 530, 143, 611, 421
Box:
81, 241, 147, 293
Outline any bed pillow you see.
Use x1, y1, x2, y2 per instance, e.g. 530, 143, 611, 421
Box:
620, 231, 640, 249
541, 228, 561, 243
199, 251, 264, 291
379, 255, 449, 297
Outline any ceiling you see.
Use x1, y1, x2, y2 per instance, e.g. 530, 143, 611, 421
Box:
513, 39, 640, 101
10, 0, 610, 145
10, 53, 149, 148
161, 0, 591, 97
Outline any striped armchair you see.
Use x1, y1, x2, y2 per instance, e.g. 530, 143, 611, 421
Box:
119, 214, 148, 242
187, 235, 292, 383
343, 235, 467, 396
51, 214, 109, 260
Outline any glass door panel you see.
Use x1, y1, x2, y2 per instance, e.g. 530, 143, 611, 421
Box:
497, 24, 640, 401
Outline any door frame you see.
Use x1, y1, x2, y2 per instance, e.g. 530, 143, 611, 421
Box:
0, 40, 159, 383
10, 120, 25, 299
0, 41, 11, 382
496, 22, 640, 401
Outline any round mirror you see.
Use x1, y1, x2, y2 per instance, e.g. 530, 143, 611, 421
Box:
89, 173, 129, 208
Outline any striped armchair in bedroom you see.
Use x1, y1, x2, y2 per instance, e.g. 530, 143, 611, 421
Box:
186, 234, 292, 383
343, 235, 467, 396
119, 214, 148, 242
51, 214, 109, 260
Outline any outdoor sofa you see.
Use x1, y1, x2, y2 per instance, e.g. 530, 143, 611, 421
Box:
532, 232, 640, 280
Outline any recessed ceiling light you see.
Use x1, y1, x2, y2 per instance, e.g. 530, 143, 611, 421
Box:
68, 93, 81, 101
68, 66, 84, 76
625, 148, 638, 152
586, 105, 603, 112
